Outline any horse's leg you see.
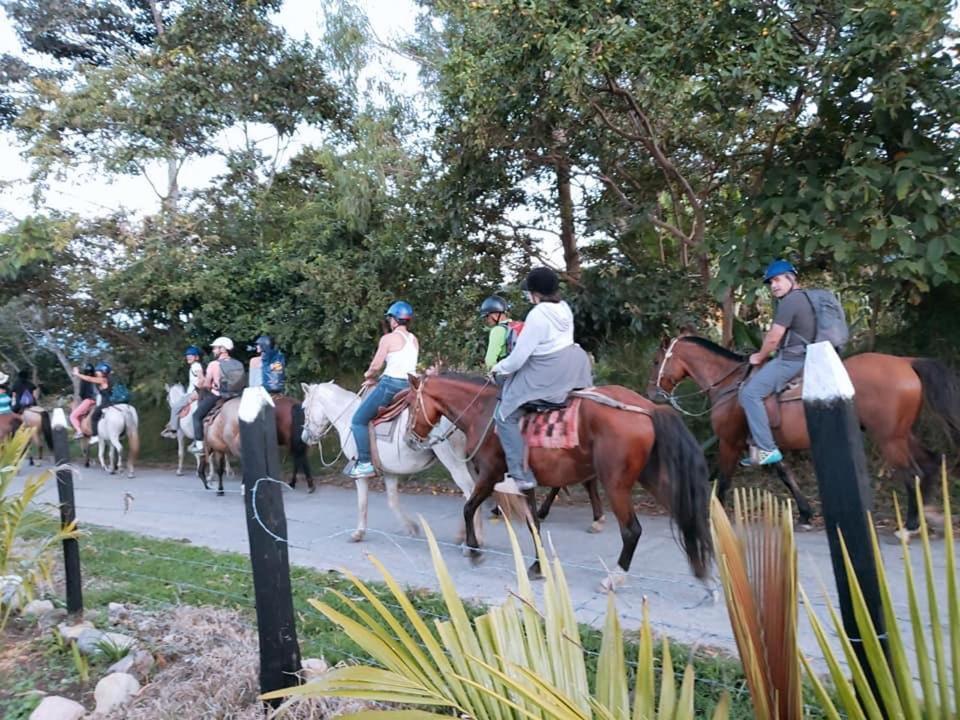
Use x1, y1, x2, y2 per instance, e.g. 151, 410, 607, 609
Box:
351, 476, 369, 542
385, 475, 418, 537
715, 441, 740, 506
98, 433, 109, 473
536, 487, 560, 521
600, 476, 643, 593
585, 478, 605, 533
176, 430, 185, 476
463, 471, 497, 562
216, 454, 226, 496
770, 462, 815, 528
524, 488, 544, 579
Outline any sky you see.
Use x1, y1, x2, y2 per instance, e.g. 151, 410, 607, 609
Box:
0, 0, 423, 222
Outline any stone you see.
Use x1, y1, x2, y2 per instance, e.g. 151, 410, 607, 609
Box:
301, 657, 329, 679
106, 654, 135, 675
130, 649, 154, 676
22, 599, 55, 617
56, 621, 94, 641
1, 574, 23, 611
76, 629, 136, 656
107, 602, 127, 621
28, 695, 86, 720
93, 673, 140, 714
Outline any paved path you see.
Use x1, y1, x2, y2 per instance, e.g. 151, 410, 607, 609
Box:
18, 461, 952, 667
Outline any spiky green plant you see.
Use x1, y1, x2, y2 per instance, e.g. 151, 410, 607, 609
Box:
265, 516, 729, 719
0, 427, 78, 629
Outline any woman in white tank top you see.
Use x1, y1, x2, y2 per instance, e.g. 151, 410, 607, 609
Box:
348, 301, 419, 478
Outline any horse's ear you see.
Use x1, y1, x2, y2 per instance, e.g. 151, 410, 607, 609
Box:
164, 383, 170, 391
300, 382, 310, 395
678, 325, 695, 337
408, 373, 421, 389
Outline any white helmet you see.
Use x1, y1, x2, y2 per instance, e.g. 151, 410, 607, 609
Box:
0, 371, 8, 385
211, 336, 234, 351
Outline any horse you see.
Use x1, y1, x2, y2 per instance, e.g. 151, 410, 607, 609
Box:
300, 381, 481, 546
404, 373, 714, 592
164, 383, 235, 479
0, 413, 23, 443
82, 404, 140, 478
196, 391, 315, 496
648, 335, 960, 534
19, 407, 53, 465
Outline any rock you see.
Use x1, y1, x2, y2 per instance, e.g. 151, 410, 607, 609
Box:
56, 621, 94, 641
301, 657, 329, 680
106, 654, 135, 675
38, 608, 68, 631
131, 649, 154, 676
28, 695, 86, 720
94, 673, 140, 714
77, 629, 136, 656
22, 599, 55, 617
1, 574, 23, 610
107, 602, 127, 622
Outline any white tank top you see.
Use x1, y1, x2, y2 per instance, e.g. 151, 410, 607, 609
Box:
383, 332, 418, 379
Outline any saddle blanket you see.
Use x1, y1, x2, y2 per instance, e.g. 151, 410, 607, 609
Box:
521, 398, 581, 449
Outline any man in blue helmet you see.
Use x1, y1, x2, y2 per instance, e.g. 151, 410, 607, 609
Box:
347, 301, 419, 479
162, 346, 204, 438
737, 259, 816, 465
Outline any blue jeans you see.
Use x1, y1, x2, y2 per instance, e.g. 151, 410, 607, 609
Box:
351, 377, 408, 463
738, 357, 804, 452
494, 403, 534, 485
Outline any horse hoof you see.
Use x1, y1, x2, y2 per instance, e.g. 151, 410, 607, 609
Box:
587, 519, 605, 534
406, 524, 421, 538
216, 490, 225, 497
894, 527, 921, 543
526, 563, 544, 581
176, 470, 184, 477
599, 570, 627, 593
796, 522, 814, 532
468, 548, 484, 566
307, 484, 316, 494
349, 531, 365, 543
127, 473, 135, 479
924, 506, 946, 532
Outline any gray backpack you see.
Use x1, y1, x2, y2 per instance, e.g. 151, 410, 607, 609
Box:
800, 289, 849, 353
218, 358, 247, 399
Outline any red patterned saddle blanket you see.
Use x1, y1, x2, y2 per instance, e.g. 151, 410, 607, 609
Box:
520, 398, 582, 449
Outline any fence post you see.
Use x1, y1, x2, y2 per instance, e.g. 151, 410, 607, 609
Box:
51, 409, 83, 616
238, 387, 302, 708
802, 341, 887, 697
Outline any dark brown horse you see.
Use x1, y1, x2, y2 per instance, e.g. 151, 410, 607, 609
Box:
198, 392, 314, 495
648, 335, 960, 533
404, 373, 713, 590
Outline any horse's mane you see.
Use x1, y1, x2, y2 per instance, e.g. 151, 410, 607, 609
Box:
437, 371, 490, 386
679, 336, 746, 362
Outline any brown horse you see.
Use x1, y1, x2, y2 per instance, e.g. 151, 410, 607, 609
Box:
404, 373, 713, 590
198, 392, 314, 496
0, 413, 23, 442
648, 335, 960, 533
20, 407, 53, 465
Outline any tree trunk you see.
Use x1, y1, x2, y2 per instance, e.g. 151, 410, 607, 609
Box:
148, 0, 179, 216
721, 287, 735, 348
555, 159, 580, 281
43, 330, 81, 403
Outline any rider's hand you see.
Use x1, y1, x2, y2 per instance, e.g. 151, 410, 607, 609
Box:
361, 378, 377, 390
71, 366, 79, 376
748, 352, 766, 366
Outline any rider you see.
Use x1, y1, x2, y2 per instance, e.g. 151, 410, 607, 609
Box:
73, 362, 114, 444
162, 346, 204, 438
490, 267, 593, 492
347, 301, 419, 479
0, 372, 12, 415
249, 334, 286, 393
70, 363, 98, 439
738, 259, 816, 466
189, 337, 233, 454
480, 295, 517, 371
10, 369, 37, 414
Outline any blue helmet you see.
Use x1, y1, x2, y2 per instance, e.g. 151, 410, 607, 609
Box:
184, 346, 202, 357
763, 259, 798, 284
385, 301, 414, 321
94, 362, 112, 374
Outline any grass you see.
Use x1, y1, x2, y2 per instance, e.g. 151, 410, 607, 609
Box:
9, 520, 760, 718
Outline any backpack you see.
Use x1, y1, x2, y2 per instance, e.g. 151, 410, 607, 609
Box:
262, 350, 286, 394
110, 383, 131, 404
218, 358, 247, 399
504, 320, 525, 356
801, 289, 849, 353
18, 387, 35, 407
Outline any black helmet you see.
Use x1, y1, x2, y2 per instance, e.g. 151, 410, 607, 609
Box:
255, 335, 274, 352
524, 267, 560, 296
83, 363, 95, 374
479, 295, 509, 317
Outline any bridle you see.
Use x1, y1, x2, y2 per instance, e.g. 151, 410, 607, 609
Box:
654, 337, 750, 417
301, 385, 361, 467
405, 375, 496, 462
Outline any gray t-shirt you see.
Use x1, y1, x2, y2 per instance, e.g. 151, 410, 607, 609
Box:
773, 290, 817, 360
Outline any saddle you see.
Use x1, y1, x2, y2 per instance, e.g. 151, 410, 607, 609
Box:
203, 398, 228, 430
364, 389, 414, 474
763, 376, 803, 429
521, 398, 582, 450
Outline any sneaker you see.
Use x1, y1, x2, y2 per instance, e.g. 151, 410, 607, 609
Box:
88, 436, 100, 445
72, 432, 85, 440
740, 447, 783, 467
494, 474, 536, 495
188, 441, 204, 454
348, 461, 377, 479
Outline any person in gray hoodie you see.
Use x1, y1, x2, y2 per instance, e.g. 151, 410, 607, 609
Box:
490, 267, 593, 492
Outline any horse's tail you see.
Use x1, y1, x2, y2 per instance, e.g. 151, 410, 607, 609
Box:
124, 406, 140, 464
643, 406, 713, 579
40, 409, 54, 451
912, 358, 960, 447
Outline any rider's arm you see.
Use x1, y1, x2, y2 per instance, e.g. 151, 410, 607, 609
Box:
756, 324, 787, 359
492, 312, 544, 374
74, 372, 107, 387
364, 334, 398, 380
484, 325, 508, 370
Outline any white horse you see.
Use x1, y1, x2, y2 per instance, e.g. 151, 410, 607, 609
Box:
300, 381, 482, 546
163, 383, 233, 479
94, 404, 140, 478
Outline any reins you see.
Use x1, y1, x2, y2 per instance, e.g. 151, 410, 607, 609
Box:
408, 376, 497, 462
656, 338, 751, 417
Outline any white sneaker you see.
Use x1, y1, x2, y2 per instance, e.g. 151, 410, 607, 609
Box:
188, 441, 204, 454
494, 475, 523, 495
88, 436, 100, 445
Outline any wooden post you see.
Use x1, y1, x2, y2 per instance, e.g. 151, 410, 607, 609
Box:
239, 387, 302, 708
51, 409, 83, 616
802, 342, 887, 694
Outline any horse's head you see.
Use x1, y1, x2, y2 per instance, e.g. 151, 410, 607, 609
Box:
404, 374, 444, 450
166, 383, 186, 407
646, 336, 691, 401
300, 381, 336, 444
